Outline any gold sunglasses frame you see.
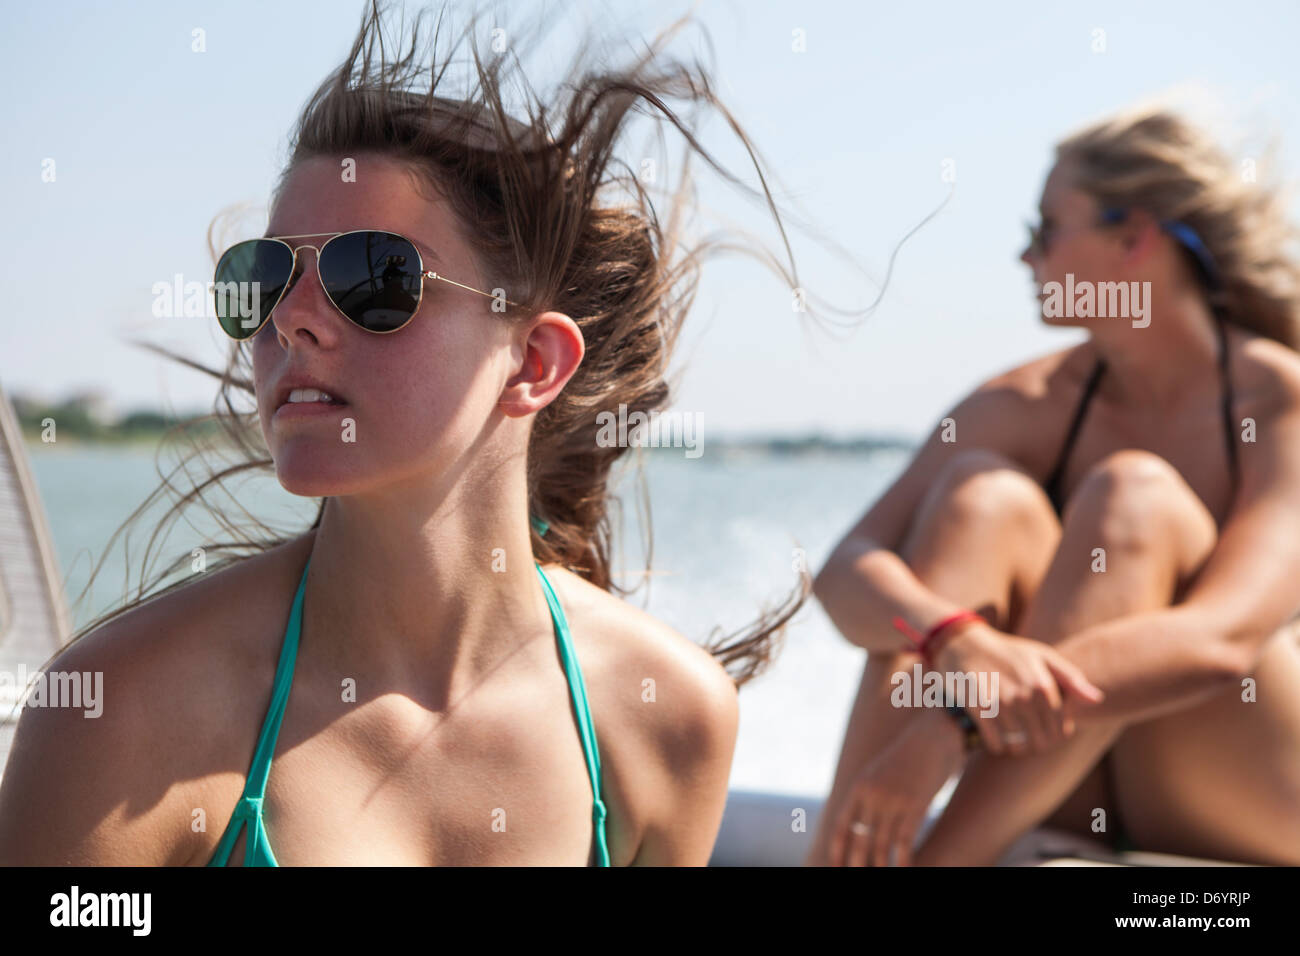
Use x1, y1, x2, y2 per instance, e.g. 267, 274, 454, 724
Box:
214, 229, 520, 340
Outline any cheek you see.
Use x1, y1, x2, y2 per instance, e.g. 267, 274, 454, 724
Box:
251, 305, 510, 497
351, 317, 507, 454
250, 336, 279, 434
1054, 241, 1118, 285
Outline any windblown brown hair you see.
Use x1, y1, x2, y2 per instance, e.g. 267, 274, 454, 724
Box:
49, 0, 826, 687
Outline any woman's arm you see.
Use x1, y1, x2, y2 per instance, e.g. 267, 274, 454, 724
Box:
817, 373, 1104, 756
911, 364, 1300, 865
912, 718, 1128, 866
630, 655, 739, 866
0, 624, 185, 865
815, 387, 1028, 652
1042, 385, 1300, 725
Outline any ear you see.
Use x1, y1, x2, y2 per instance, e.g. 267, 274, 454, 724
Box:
498, 311, 585, 418
1119, 209, 1161, 264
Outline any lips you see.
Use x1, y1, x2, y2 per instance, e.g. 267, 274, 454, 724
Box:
285, 387, 344, 405
273, 377, 349, 411
273, 399, 346, 422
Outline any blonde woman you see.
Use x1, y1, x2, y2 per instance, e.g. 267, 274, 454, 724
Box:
811, 106, 1300, 866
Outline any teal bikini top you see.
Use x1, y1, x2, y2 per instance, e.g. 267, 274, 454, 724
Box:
207, 533, 610, 866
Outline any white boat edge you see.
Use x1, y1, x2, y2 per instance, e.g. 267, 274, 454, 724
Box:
709, 789, 1255, 867
0, 382, 73, 782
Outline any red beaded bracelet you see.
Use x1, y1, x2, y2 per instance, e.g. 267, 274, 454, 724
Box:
891, 609, 984, 664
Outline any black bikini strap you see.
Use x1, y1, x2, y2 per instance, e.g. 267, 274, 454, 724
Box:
1045, 357, 1107, 499
1214, 311, 1240, 491
1048, 320, 1237, 506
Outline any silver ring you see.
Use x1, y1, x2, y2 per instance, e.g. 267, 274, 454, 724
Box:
850, 821, 871, 836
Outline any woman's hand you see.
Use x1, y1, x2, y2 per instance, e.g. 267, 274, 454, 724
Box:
828, 708, 965, 866
934, 622, 1105, 755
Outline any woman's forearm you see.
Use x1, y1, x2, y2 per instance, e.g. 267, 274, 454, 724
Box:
814, 538, 968, 653
1053, 605, 1245, 725
913, 718, 1128, 865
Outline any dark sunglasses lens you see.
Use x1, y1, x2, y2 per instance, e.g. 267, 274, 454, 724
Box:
213, 240, 293, 339
319, 231, 423, 332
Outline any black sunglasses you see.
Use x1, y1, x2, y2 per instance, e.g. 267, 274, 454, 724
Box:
1025, 207, 1128, 258
212, 229, 518, 339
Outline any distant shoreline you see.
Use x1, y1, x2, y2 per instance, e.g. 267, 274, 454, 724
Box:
21, 428, 917, 456
11, 394, 918, 455
17, 420, 226, 448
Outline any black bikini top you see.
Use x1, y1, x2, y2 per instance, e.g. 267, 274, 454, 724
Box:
1043, 314, 1240, 515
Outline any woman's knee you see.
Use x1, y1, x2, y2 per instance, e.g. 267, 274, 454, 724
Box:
1063, 450, 1217, 569
921, 449, 1057, 533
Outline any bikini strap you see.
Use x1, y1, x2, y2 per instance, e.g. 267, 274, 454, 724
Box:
1214, 312, 1240, 493
242, 557, 310, 800
1044, 356, 1107, 505
533, 562, 611, 866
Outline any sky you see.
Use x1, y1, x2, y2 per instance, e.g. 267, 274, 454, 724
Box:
2, 0, 1298, 439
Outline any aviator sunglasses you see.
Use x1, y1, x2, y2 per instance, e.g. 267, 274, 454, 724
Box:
213, 229, 518, 339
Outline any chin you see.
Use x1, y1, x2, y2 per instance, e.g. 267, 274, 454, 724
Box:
270, 446, 375, 498
1038, 310, 1081, 329
276, 472, 353, 498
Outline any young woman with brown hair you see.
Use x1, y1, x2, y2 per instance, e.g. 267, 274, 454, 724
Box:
0, 2, 806, 866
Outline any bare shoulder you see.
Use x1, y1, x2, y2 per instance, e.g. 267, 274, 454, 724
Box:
541, 565, 739, 859
1232, 326, 1300, 410
972, 342, 1096, 406
922, 342, 1096, 457
543, 565, 739, 735
0, 536, 312, 864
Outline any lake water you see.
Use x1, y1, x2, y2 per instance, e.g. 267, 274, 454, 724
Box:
24, 439, 912, 797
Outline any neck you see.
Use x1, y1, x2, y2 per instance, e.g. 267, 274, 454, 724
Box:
299, 468, 550, 707
1086, 284, 1223, 408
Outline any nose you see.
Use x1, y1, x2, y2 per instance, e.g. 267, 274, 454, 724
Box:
268, 244, 344, 348
1019, 243, 1046, 287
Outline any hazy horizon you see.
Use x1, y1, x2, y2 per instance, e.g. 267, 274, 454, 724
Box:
4, 0, 1298, 442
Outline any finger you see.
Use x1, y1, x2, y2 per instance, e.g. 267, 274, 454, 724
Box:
999, 712, 1032, 755
1037, 666, 1066, 742
1026, 678, 1060, 749
1045, 653, 1106, 702
1017, 690, 1051, 751
868, 809, 893, 867
1061, 696, 1082, 737
1034, 676, 1066, 743
894, 811, 922, 867
842, 796, 873, 868
1062, 708, 1077, 737
1035, 691, 1064, 748
974, 708, 1004, 755
844, 801, 875, 868
878, 809, 907, 867
827, 814, 843, 867
828, 789, 861, 867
